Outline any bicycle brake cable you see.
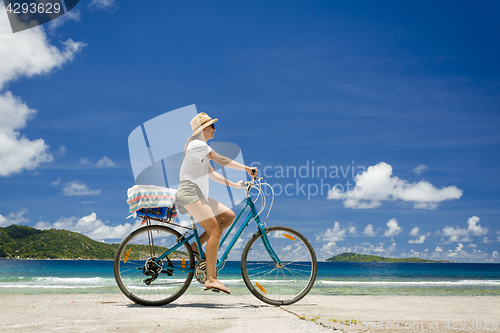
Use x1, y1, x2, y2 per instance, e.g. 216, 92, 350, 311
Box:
247, 179, 266, 226
255, 180, 267, 218
261, 182, 274, 226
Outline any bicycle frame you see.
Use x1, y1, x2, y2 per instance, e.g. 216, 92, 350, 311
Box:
153, 185, 282, 274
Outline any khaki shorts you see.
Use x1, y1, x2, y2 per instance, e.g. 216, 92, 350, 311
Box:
175, 180, 206, 210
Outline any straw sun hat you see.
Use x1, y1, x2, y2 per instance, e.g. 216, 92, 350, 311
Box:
190, 113, 218, 136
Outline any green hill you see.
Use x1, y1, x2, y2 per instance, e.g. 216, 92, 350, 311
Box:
0, 225, 186, 260
326, 252, 453, 263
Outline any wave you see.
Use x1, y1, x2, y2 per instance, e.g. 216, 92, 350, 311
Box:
0, 277, 115, 289
2, 276, 500, 290
0, 276, 245, 288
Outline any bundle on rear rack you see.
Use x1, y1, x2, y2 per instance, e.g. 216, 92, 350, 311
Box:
126, 185, 177, 223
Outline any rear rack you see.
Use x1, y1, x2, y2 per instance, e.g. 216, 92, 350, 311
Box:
136, 207, 193, 231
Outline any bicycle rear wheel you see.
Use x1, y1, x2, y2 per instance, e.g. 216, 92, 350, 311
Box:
241, 226, 317, 305
114, 225, 194, 306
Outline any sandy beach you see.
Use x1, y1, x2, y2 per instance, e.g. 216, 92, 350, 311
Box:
1, 294, 498, 332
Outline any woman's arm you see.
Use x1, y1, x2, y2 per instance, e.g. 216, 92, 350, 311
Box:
208, 165, 243, 188
208, 150, 258, 177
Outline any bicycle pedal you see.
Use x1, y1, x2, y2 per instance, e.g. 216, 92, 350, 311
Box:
165, 257, 174, 276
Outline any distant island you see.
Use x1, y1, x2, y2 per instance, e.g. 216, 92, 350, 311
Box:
326, 252, 454, 263
0, 225, 186, 260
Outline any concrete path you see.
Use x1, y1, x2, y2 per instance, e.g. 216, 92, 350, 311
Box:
1, 294, 499, 332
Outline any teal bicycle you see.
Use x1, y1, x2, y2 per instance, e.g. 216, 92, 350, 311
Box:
114, 177, 317, 306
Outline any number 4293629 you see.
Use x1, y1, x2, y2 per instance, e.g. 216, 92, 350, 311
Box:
5, 2, 61, 14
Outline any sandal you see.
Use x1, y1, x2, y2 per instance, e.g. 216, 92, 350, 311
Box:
204, 280, 230, 294
204, 286, 230, 294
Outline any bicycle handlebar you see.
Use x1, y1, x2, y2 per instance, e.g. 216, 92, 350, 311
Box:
241, 177, 262, 195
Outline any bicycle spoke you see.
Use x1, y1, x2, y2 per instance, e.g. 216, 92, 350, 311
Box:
241, 226, 317, 305
114, 225, 194, 306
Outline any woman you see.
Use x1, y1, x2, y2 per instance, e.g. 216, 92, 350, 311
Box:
176, 112, 258, 294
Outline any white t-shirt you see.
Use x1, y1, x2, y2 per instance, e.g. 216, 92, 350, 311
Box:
179, 140, 213, 199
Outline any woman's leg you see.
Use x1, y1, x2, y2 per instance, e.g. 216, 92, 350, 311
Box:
183, 199, 229, 293
193, 198, 236, 251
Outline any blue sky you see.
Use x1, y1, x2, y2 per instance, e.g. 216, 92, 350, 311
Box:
0, 0, 499, 262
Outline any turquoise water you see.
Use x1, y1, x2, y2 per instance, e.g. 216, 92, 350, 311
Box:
1, 260, 499, 296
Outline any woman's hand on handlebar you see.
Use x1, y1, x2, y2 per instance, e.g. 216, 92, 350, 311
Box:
234, 180, 245, 188
245, 166, 259, 178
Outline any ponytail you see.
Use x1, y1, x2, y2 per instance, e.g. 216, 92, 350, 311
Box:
184, 132, 203, 153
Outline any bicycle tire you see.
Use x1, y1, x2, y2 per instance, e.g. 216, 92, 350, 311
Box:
114, 225, 194, 306
240, 226, 317, 305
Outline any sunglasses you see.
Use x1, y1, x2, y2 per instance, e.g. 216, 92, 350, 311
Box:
209, 124, 215, 129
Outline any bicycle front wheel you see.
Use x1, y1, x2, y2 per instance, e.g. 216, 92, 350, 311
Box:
241, 226, 317, 305
114, 225, 194, 306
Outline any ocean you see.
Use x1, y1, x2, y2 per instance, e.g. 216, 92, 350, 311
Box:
1, 260, 499, 296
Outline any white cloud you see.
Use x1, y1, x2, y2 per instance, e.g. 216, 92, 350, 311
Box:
409, 249, 420, 256
80, 156, 116, 168
408, 235, 426, 244
327, 162, 462, 209
372, 241, 396, 255
56, 146, 67, 156
441, 216, 488, 243
468, 244, 477, 248
0, 92, 53, 176
372, 242, 386, 252
315, 222, 362, 259
232, 237, 246, 250
80, 158, 91, 165
50, 177, 61, 186
441, 227, 469, 242
383, 218, 402, 237
411, 164, 428, 175
63, 181, 101, 196
0, 8, 85, 176
388, 242, 396, 252
0, 10, 85, 89
48, 9, 81, 31
0, 209, 29, 227
90, 0, 115, 9
426, 244, 499, 263
467, 216, 488, 236
169, 218, 193, 234
362, 224, 376, 237
408, 226, 429, 243
316, 222, 348, 245
35, 212, 141, 240
96, 156, 115, 168
316, 241, 403, 261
